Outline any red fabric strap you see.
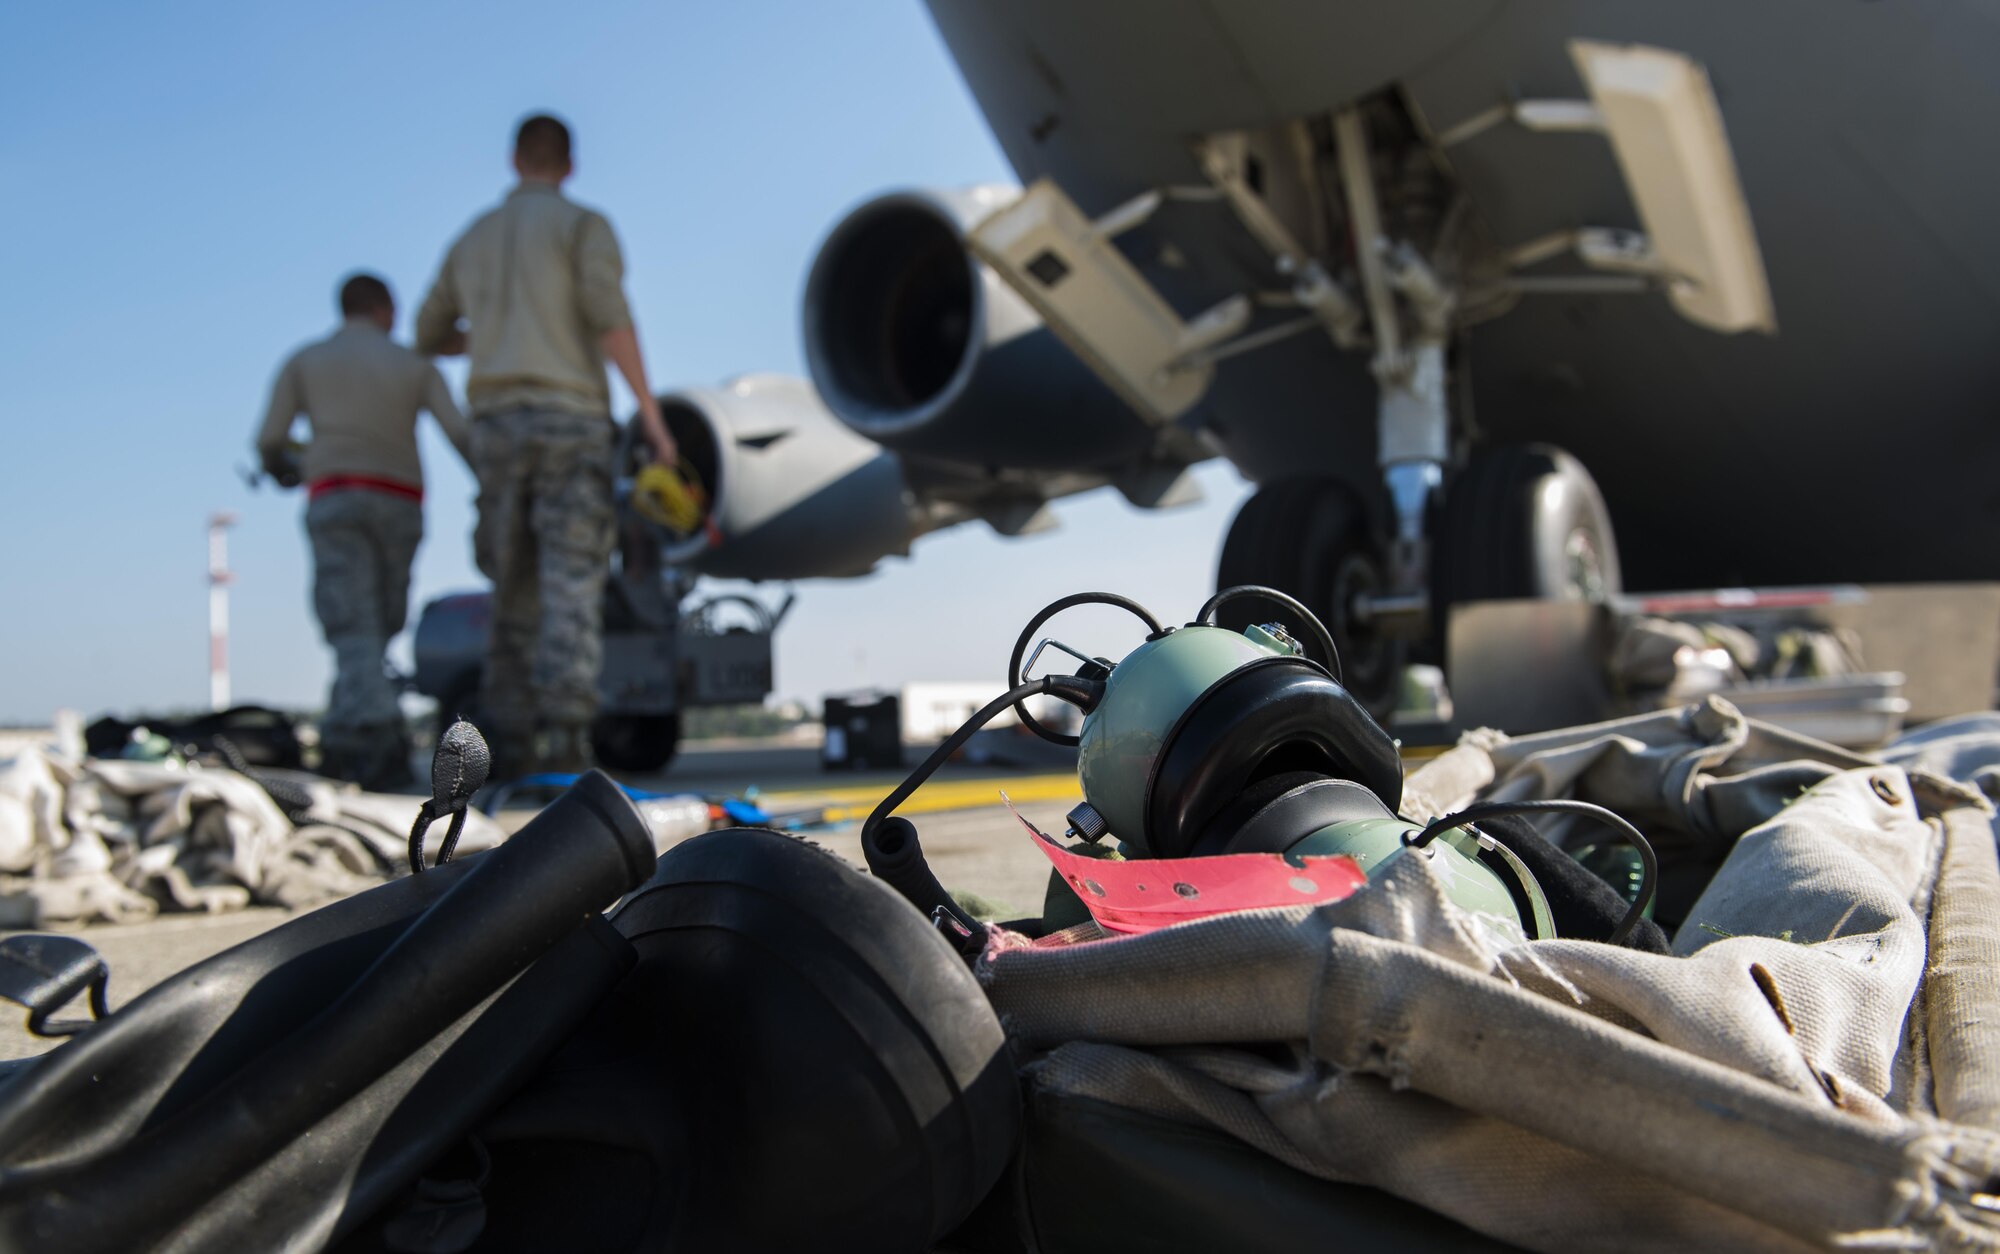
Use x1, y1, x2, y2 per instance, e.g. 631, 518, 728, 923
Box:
307, 475, 423, 503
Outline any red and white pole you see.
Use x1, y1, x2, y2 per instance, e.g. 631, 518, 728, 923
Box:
207, 512, 236, 711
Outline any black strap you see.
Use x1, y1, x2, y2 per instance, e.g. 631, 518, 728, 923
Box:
409, 721, 492, 874
0, 935, 110, 1038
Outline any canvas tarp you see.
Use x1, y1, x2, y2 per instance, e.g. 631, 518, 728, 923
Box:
0, 747, 503, 927
979, 698, 2000, 1252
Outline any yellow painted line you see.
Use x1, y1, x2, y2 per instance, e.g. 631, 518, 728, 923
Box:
761, 772, 1078, 807
756, 746, 1446, 823
761, 772, 1081, 822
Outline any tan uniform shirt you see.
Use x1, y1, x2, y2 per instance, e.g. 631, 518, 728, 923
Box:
415, 181, 634, 419
256, 320, 472, 489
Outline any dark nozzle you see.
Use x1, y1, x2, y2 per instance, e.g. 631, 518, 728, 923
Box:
871, 815, 913, 859
864, 816, 986, 958
1041, 674, 1106, 715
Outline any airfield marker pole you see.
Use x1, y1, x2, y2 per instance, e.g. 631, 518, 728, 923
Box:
208, 512, 236, 711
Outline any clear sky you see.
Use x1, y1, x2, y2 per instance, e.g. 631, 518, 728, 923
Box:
0, 0, 1250, 724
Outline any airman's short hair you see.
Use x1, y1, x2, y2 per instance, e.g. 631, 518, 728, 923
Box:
515, 114, 573, 171
338, 273, 393, 317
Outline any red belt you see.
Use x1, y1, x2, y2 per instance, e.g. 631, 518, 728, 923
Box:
308, 475, 423, 503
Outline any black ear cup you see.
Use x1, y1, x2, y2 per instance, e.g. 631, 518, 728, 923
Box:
1185, 770, 1328, 858
590, 828, 1019, 1253
1143, 658, 1402, 860
1194, 776, 1402, 858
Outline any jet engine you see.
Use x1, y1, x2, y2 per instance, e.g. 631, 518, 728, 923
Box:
802, 186, 1157, 470
646, 374, 935, 581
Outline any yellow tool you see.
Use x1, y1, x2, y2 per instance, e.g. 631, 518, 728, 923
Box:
632, 460, 709, 537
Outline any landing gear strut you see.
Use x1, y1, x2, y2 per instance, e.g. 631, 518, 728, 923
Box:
1197, 98, 1627, 716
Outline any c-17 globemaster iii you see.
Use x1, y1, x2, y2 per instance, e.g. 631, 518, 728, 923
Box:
521, 4, 2000, 719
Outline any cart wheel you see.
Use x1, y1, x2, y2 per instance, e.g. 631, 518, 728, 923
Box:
591, 713, 682, 775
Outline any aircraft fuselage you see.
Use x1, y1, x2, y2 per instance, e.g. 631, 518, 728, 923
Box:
926, 0, 2000, 589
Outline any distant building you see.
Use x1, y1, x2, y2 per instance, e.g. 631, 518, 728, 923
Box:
897, 682, 1077, 742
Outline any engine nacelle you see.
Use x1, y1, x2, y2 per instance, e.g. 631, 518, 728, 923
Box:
650, 375, 931, 581
803, 187, 1157, 470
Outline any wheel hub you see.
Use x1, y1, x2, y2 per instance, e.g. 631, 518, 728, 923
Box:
1563, 526, 1610, 601
1330, 551, 1394, 691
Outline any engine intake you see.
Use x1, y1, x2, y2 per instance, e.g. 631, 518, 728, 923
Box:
641, 375, 931, 581
803, 187, 1157, 470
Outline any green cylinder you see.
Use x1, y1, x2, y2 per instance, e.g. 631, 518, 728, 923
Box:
1076, 626, 1294, 849
1289, 817, 1548, 943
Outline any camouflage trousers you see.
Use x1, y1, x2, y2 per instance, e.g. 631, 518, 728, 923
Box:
470, 408, 616, 729
304, 488, 423, 741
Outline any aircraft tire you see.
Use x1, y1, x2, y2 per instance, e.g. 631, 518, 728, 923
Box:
1435, 443, 1622, 613
1216, 478, 1406, 718
591, 712, 683, 776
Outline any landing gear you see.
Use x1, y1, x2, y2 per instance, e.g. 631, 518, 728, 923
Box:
1216, 479, 1406, 717
1218, 445, 1620, 718
1435, 444, 1622, 610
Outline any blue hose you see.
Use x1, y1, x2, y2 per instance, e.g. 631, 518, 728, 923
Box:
480, 772, 772, 826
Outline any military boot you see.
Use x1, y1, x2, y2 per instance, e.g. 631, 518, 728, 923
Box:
319, 724, 415, 792
539, 721, 595, 776
360, 726, 417, 793
482, 723, 538, 784
317, 739, 362, 785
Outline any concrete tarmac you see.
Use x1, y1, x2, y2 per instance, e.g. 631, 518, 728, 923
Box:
0, 739, 1077, 1061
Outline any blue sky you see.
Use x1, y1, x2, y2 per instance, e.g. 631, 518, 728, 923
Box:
0, 1, 1248, 724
